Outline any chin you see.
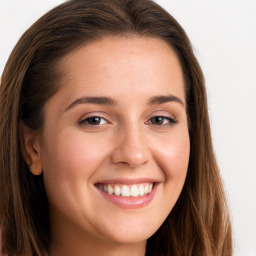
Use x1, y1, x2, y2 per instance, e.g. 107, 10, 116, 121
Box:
94, 215, 162, 245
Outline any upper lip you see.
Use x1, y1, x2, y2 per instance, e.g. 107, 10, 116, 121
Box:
94, 177, 161, 185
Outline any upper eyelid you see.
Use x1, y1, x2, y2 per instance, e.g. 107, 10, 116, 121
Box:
146, 111, 176, 120
79, 115, 109, 124
147, 116, 177, 124
79, 112, 110, 121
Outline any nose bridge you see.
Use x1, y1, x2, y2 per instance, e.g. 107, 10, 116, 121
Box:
111, 121, 151, 168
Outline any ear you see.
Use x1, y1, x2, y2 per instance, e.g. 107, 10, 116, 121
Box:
20, 123, 43, 176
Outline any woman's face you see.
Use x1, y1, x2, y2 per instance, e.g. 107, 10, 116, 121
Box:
34, 36, 190, 249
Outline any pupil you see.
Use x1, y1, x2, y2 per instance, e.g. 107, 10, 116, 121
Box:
88, 117, 101, 125
152, 117, 163, 124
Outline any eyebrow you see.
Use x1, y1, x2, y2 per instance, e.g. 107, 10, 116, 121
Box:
148, 95, 185, 107
64, 96, 117, 111
64, 94, 185, 112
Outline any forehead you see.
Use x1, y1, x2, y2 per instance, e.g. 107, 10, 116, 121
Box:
55, 36, 185, 105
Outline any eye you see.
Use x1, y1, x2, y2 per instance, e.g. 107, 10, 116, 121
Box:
79, 116, 108, 126
148, 116, 177, 126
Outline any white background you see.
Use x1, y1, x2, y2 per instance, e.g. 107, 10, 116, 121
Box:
0, 0, 255, 255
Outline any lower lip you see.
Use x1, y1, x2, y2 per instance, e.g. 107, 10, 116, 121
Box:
96, 185, 157, 209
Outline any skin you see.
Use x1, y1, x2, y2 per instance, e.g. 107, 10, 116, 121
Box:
23, 36, 190, 256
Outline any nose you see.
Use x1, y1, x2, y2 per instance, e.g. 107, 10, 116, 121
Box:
111, 125, 151, 168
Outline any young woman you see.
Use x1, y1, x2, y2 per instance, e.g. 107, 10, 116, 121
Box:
0, 0, 233, 255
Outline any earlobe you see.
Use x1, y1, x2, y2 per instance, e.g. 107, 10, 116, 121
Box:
20, 123, 43, 176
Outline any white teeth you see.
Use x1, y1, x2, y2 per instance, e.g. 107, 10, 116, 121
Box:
130, 185, 139, 197
145, 184, 149, 194
114, 185, 121, 196
149, 183, 153, 193
107, 184, 113, 194
99, 183, 154, 197
121, 185, 130, 197
139, 184, 144, 196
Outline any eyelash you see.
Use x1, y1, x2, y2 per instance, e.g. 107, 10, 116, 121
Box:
146, 116, 177, 126
78, 115, 177, 127
78, 116, 108, 126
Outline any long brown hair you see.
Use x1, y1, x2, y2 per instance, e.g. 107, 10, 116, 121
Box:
0, 0, 232, 255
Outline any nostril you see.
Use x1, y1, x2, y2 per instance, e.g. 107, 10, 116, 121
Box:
111, 145, 150, 168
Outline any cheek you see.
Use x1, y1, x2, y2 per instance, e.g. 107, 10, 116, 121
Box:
154, 132, 190, 180
148, 131, 190, 226
40, 130, 110, 199
42, 131, 104, 175
158, 132, 190, 211
40, 129, 114, 221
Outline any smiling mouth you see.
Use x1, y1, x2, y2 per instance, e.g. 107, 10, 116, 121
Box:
95, 183, 154, 197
